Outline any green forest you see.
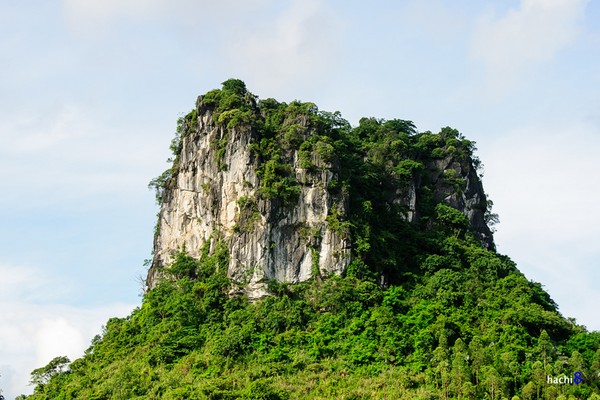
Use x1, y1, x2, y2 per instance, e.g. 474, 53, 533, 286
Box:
25, 80, 600, 399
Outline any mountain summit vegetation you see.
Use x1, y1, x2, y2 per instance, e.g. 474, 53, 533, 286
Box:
25, 80, 599, 400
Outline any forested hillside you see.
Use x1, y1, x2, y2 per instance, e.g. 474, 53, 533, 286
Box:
25, 81, 600, 400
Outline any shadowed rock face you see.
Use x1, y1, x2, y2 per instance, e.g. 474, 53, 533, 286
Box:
426, 156, 494, 249
146, 95, 493, 298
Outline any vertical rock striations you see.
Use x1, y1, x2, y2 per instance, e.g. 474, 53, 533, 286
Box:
147, 87, 350, 298
147, 80, 494, 297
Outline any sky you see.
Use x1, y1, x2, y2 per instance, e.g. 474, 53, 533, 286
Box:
1, 0, 599, 397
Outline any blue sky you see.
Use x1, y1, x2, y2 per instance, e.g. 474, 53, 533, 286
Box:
1, 0, 599, 397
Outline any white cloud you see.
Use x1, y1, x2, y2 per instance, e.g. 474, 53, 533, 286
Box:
62, 0, 272, 34
0, 263, 136, 399
35, 318, 86, 365
401, 1, 468, 46
1, 105, 83, 154
478, 121, 600, 331
471, 0, 588, 95
481, 122, 600, 243
221, 0, 343, 96
0, 264, 72, 303
0, 103, 165, 211
60, 0, 343, 99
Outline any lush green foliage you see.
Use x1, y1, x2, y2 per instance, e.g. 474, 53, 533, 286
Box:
36, 80, 599, 399
26, 236, 599, 399
29, 356, 71, 387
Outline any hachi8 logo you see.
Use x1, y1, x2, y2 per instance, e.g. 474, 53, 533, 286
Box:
547, 371, 583, 385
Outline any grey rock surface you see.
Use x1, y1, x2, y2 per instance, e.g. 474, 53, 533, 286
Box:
146, 102, 350, 298
146, 98, 493, 297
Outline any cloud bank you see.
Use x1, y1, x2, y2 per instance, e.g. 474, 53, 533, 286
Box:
479, 120, 600, 330
0, 263, 136, 399
472, 0, 588, 95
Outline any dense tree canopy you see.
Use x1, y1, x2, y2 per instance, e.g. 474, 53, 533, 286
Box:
26, 80, 599, 399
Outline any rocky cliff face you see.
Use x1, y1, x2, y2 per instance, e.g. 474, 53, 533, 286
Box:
146, 97, 351, 298
147, 82, 494, 297
425, 155, 494, 247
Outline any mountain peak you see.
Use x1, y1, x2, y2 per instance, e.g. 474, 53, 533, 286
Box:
147, 80, 495, 297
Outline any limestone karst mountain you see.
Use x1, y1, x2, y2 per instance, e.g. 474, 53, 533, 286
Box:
24, 80, 599, 400
147, 79, 494, 298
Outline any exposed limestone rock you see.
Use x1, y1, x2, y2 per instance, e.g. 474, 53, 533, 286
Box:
146, 101, 350, 298
146, 88, 494, 297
